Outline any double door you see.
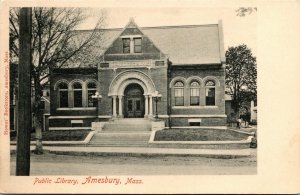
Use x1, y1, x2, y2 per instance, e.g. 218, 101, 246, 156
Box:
125, 97, 144, 118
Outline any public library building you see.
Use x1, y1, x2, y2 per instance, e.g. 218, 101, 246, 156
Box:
48, 19, 227, 131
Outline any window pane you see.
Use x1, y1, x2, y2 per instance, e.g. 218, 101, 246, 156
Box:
190, 81, 200, 87
134, 38, 142, 53
40, 101, 45, 110
88, 89, 96, 107
206, 80, 215, 86
136, 100, 141, 111
206, 88, 215, 105
174, 81, 184, 87
175, 97, 184, 106
190, 96, 200, 106
123, 38, 130, 53
60, 91, 68, 107
88, 82, 96, 89
74, 91, 82, 107
73, 83, 82, 89
128, 100, 133, 111
134, 45, 141, 53
134, 38, 142, 46
175, 88, 184, 97
59, 83, 68, 89
190, 88, 199, 96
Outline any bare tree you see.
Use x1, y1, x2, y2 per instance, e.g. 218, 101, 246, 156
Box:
9, 7, 106, 154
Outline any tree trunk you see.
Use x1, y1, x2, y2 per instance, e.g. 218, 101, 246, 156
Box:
33, 79, 43, 154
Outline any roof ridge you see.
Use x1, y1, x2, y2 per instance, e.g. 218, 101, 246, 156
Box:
74, 23, 218, 32
141, 23, 218, 29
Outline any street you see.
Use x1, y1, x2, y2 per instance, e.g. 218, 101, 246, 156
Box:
10, 149, 257, 175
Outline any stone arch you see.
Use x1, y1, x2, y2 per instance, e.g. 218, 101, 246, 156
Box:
108, 70, 156, 96
118, 79, 148, 96
203, 76, 220, 87
54, 79, 69, 90
186, 76, 203, 86
169, 76, 186, 88
85, 79, 99, 87
69, 79, 84, 89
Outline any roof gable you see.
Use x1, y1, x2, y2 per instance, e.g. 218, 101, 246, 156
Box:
120, 18, 144, 36
103, 18, 164, 60
65, 20, 225, 68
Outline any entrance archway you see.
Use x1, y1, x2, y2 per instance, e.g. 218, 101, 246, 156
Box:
124, 84, 144, 118
108, 70, 157, 118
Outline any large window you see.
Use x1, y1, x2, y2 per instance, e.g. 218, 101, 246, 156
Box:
58, 82, 68, 108
174, 81, 184, 106
134, 38, 142, 53
190, 81, 200, 106
122, 38, 130, 53
87, 82, 97, 107
73, 82, 82, 107
205, 80, 215, 106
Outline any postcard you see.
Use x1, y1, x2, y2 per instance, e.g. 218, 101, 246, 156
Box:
0, 0, 299, 194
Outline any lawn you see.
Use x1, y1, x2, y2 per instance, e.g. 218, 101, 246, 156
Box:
10, 130, 91, 141
154, 128, 249, 141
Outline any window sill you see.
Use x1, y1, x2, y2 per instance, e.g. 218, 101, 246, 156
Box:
57, 107, 96, 111
107, 53, 144, 56
172, 106, 218, 109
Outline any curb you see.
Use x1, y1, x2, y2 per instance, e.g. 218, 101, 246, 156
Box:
47, 150, 250, 159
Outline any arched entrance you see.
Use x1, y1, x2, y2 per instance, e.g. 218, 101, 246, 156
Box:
108, 70, 157, 118
124, 84, 144, 118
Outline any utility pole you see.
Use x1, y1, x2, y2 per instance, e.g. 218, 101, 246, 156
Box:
16, 7, 32, 176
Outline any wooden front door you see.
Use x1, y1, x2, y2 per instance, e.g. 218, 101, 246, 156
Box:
124, 84, 144, 118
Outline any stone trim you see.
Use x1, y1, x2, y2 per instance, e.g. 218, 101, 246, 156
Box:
57, 107, 96, 111
108, 70, 156, 96
49, 127, 90, 130
170, 114, 227, 118
172, 106, 218, 109
49, 115, 96, 119
169, 126, 227, 129
98, 115, 113, 119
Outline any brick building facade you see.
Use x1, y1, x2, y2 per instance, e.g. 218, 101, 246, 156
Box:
48, 19, 226, 130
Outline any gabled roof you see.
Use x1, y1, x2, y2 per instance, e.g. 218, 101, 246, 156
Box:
142, 24, 224, 65
67, 20, 225, 68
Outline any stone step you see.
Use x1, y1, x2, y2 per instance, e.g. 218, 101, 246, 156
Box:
88, 144, 149, 147
110, 118, 152, 124
90, 142, 149, 145
88, 131, 151, 147
92, 138, 150, 141
99, 131, 151, 133
95, 132, 151, 135
103, 123, 151, 130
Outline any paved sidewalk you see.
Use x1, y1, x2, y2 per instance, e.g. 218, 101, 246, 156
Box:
10, 145, 253, 158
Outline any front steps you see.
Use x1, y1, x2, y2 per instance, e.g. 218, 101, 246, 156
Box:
102, 118, 152, 132
88, 118, 152, 147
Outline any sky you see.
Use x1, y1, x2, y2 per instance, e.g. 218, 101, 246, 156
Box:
78, 7, 257, 55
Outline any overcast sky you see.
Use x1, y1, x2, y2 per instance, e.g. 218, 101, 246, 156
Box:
78, 7, 257, 55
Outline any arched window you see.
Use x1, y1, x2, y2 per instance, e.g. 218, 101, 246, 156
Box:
190, 81, 200, 106
58, 83, 68, 108
73, 82, 82, 107
174, 81, 184, 106
205, 80, 215, 106
87, 82, 97, 107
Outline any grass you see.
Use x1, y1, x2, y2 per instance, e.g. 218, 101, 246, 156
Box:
154, 128, 249, 141
10, 130, 91, 141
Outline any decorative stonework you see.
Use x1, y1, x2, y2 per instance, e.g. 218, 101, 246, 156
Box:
108, 70, 156, 96
99, 59, 165, 69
